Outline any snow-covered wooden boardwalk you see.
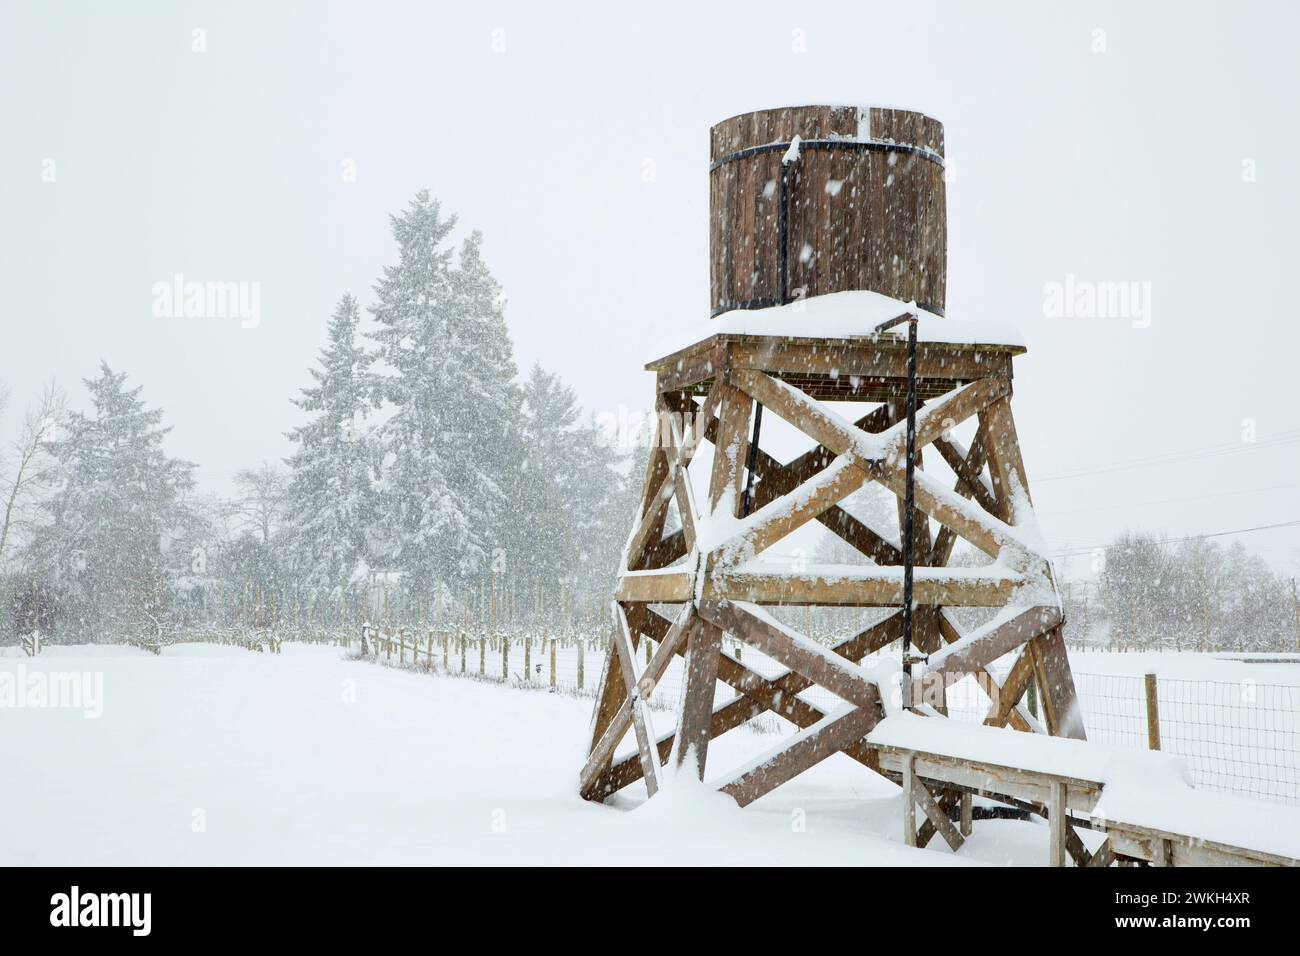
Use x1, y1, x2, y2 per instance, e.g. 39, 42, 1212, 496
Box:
866, 714, 1300, 866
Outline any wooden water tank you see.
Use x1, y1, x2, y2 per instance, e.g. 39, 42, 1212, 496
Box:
709, 105, 947, 317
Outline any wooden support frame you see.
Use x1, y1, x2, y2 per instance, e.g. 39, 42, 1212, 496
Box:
582, 328, 1087, 853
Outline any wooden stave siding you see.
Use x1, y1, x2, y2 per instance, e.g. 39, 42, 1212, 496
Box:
709, 105, 946, 317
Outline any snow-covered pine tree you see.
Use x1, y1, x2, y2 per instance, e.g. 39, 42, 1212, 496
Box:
514, 364, 625, 604
369, 192, 522, 597
284, 293, 378, 589
31, 362, 196, 641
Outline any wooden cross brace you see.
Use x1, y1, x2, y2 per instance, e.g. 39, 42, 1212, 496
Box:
585, 344, 1085, 809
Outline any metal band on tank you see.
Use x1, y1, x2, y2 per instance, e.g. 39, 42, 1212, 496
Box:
710, 298, 946, 319
708, 138, 945, 173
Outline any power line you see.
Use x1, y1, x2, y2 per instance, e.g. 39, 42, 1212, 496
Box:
1033, 429, 1300, 483
1052, 518, 1300, 559
1039, 480, 1300, 518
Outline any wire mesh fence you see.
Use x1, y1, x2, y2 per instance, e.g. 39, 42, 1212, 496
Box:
1073, 671, 1300, 806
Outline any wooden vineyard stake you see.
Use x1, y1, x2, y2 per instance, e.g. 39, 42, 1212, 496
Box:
1145, 673, 1161, 751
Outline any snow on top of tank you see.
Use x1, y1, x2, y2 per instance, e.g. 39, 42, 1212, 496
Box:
715, 104, 943, 145
653, 290, 1025, 359
718, 103, 942, 124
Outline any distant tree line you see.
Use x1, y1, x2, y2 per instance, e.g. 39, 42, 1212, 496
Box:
1062, 532, 1300, 653
0, 190, 643, 644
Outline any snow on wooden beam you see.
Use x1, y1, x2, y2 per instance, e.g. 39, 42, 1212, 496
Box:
698, 599, 883, 710
706, 452, 870, 567
720, 703, 881, 807
708, 564, 1021, 607
925, 605, 1063, 680
579, 603, 695, 799
614, 569, 694, 603
730, 367, 1047, 567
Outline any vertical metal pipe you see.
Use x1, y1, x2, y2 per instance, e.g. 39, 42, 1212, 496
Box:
902, 315, 919, 696
741, 403, 764, 518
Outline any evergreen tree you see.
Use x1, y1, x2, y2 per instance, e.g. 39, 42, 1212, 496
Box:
284, 294, 378, 588
369, 192, 521, 596
31, 363, 196, 640
513, 364, 626, 601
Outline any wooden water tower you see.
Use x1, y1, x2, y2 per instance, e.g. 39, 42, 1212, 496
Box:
579, 105, 1082, 806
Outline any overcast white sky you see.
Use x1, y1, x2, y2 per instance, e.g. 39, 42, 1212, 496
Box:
2, 0, 1298, 576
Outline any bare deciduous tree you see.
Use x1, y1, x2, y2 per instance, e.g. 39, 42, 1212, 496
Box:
0, 382, 65, 569
232, 461, 289, 545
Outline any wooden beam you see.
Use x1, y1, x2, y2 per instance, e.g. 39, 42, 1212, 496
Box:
933, 432, 997, 516
926, 605, 1063, 680
982, 643, 1037, 732
612, 605, 662, 797
661, 405, 700, 554
1049, 780, 1067, 867
1065, 822, 1094, 867
624, 463, 678, 571
904, 749, 915, 848
708, 453, 871, 566
1087, 839, 1116, 868
902, 752, 918, 847
614, 571, 694, 603
708, 383, 751, 515
912, 777, 966, 852
733, 368, 1033, 564
716, 413, 901, 565
656, 342, 727, 393
781, 403, 899, 485
918, 789, 963, 847
935, 611, 1034, 733
628, 403, 673, 570
670, 617, 724, 779
580, 603, 694, 799
699, 599, 881, 709
709, 569, 1018, 607
981, 396, 1032, 521
593, 608, 901, 798
720, 704, 880, 807
1028, 625, 1087, 739
885, 377, 1010, 467
724, 338, 1016, 384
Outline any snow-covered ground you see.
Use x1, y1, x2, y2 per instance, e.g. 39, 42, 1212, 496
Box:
442, 636, 1300, 806
0, 643, 1076, 866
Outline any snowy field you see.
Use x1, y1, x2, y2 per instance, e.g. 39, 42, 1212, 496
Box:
0, 643, 1088, 867
447, 635, 1300, 805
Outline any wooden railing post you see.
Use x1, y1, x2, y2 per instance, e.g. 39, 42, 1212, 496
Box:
902, 751, 917, 847
1144, 672, 1161, 751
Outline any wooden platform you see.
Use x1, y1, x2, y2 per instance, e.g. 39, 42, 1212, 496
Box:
647, 327, 1024, 402
866, 715, 1300, 867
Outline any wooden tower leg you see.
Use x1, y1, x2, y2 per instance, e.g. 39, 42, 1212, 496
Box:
980, 396, 1086, 740
669, 618, 723, 779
